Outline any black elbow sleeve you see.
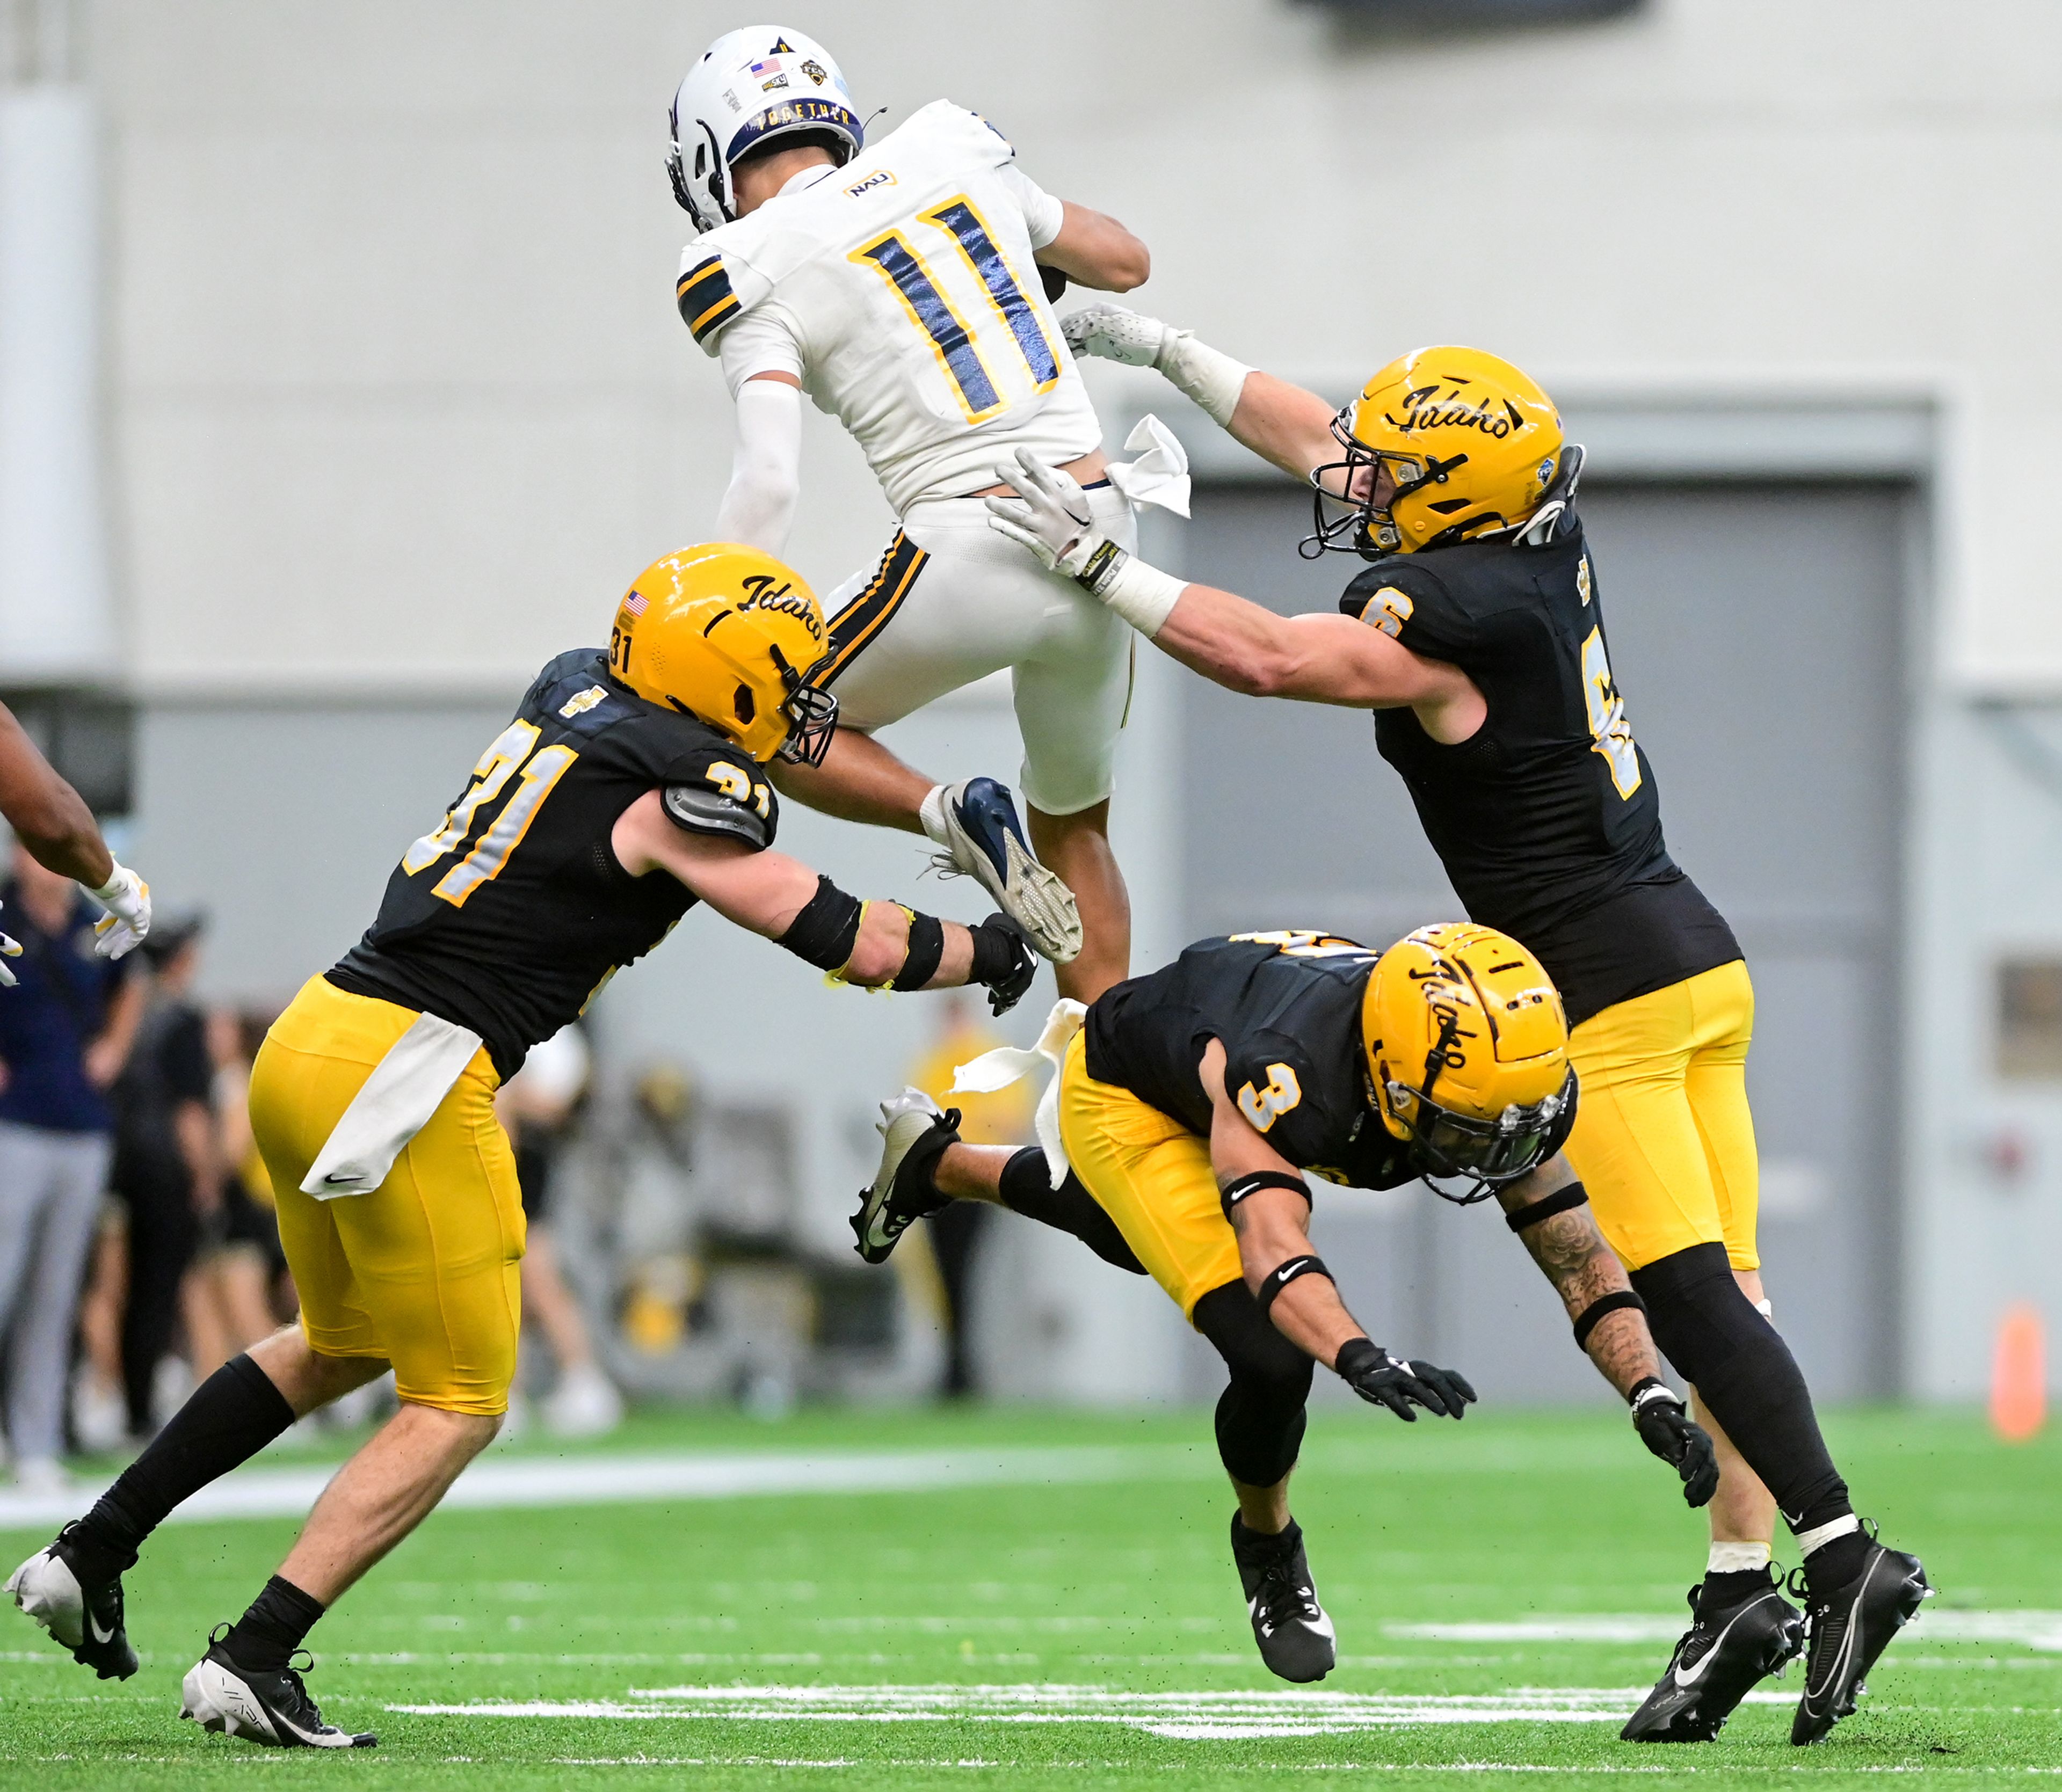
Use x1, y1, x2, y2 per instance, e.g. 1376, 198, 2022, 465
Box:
776, 875, 863, 971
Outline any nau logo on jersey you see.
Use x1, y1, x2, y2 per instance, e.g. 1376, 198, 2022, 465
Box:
739, 572, 825, 645
558, 686, 609, 719
846, 168, 896, 198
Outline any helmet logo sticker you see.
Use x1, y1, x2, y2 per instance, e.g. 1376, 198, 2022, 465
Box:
739, 572, 825, 645
801, 59, 827, 84
768, 36, 795, 53
760, 72, 789, 91
1392, 384, 1525, 440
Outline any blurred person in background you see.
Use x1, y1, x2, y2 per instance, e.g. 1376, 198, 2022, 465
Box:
497, 1022, 622, 1438
0, 847, 146, 1492
185, 1006, 289, 1382
205, 1008, 294, 1329
904, 992, 1032, 1398
108, 918, 222, 1438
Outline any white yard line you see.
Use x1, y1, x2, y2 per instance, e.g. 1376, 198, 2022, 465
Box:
0, 1443, 1207, 1532
389, 1681, 1798, 1739
1389, 1612, 2062, 1653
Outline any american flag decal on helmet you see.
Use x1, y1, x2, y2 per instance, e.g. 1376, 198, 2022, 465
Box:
622, 591, 648, 617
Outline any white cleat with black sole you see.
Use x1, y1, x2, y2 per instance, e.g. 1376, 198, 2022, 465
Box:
851, 1089, 961, 1265
932, 777, 1082, 965
7, 1523, 139, 1680
180, 1633, 376, 1748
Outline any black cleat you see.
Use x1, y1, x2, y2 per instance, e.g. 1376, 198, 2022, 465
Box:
180, 1629, 377, 1748
1788, 1533, 1930, 1745
851, 1089, 959, 1265
1231, 1516, 1336, 1684
6, 1522, 139, 1680
1621, 1574, 1805, 1742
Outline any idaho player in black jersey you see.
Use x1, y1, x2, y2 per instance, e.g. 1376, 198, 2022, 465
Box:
988, 328, 1927, 1744
855, 923, 1720, 1682
5, 543, 1034, 1750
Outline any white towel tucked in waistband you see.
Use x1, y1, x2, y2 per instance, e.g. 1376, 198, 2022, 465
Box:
1104, 414, 1192, 519
299, 1011, 487, 1200
950, 998, 1086, 1188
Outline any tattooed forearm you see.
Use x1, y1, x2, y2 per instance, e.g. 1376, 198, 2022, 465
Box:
1516, 1206, 1661, 1398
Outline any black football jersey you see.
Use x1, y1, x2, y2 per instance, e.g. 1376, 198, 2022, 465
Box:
1084, 932, 1417, 1192
1345, 513, 1740, 1026
330, 649, 779, 1079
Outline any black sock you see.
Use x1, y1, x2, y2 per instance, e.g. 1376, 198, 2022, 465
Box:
1630, 1245, 1853, 1532
221, 1575, 325, 1672
996, 1149, 1146, 1274
1232, 1513, 1301, 1554
70, 1354, 295, 1578
1701, 1566, 1774, 1612
1803, 1529, 1871, 1593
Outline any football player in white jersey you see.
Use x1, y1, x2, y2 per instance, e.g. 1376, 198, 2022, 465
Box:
667, 25, 1174, 1003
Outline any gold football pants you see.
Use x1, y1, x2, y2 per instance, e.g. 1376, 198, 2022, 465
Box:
1056, 1032, 1242, 1320
1562, 959, 1759, 1274
248, 975, 525, 1416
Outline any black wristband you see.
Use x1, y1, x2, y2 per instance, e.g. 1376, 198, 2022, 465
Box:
890, 910, 946, 991
1220, 1171, 1312, 1221
1572, 1288, 1647, 1352
777, 875, 863, 971
1505, 1181, 1588, 1233
1255, 1253, 1332, 1318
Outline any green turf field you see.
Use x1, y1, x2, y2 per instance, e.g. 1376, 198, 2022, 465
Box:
2, 1403, 2056, 1789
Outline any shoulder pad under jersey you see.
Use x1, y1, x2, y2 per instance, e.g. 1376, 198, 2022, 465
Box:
661, 748, 779, 851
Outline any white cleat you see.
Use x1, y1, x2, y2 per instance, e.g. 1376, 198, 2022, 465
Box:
180, 1640, 376, 1748
8, 1525, 139, 1679
851, 1089, 960, 1265
544, 1363, 625, 1439
932, 777, 1082, 965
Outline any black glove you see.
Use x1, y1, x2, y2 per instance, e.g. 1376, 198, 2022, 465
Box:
1040, 264, 1070, 303
1629, 1377, 1720, 1507
967, 912, 1037, 1017
1335, 1337, 1477, 1422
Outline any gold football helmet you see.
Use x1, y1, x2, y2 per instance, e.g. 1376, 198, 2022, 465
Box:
608, 543, 837, 764
1310, 346, 1565, 557
1362, 921, 1574, 1201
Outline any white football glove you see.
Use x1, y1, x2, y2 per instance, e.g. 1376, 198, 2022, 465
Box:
88, 862, 150, 960
1061, 302, 1170, 368
983, 449, 1109, 578
0, 902, 19, 988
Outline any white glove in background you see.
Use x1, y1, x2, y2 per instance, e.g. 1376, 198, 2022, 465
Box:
1061, 302, 1168, 367
88, 862, 150, 960
0, 904, 18, 987
1062, 303, 1252, 427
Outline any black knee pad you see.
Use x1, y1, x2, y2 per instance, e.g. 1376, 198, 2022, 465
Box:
996, 1151, 1146, 1275
1194, 1281, 1315, 1488
1629, 1242, 1850, 1532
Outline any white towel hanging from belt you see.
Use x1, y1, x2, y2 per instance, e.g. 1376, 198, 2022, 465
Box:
949, 998, 1086, 1188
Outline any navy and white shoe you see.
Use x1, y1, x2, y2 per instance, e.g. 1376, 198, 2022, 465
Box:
1621, 1575, 1805, 1742
933, 778, 1081, 965
180, 1631, 376, 1748
1788, 1534, 1930, 1744
7, 1523, 139, 1681
851, 1090, 960, 1265
1231, 1516, 1337, 1684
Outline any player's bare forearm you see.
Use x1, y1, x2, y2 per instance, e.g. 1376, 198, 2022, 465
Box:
613, 796, 972, 988
1037, 200, 1148, 292
1499, 1191, 1660, 1399
1226, 1188, 1365, 1366
0, 704, 112, 886
1225, 369, 1340, 481
1155, 589, 1461, 711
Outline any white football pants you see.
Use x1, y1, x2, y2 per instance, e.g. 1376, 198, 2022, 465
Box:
816, 484, 1137, 818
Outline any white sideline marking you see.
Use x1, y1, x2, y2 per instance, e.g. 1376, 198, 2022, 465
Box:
0, 1444, 1204, 1532
1390, 1611, 2062, 1652
389, 1682, 1793, 1739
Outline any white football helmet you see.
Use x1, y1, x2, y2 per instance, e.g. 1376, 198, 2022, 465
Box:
667, 26, 863, 234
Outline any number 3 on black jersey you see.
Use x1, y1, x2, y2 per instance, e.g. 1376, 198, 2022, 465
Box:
402, 720, 579, 907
